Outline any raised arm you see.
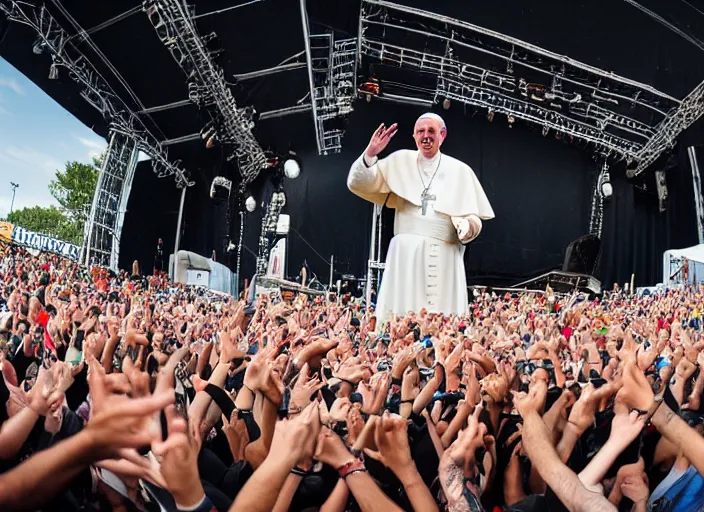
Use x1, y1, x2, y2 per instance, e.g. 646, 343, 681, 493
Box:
347, 123, 396, 198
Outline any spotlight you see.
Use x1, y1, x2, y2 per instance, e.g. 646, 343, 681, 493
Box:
599, 162, 612, 198
32, 40, 45, 55
283, 158, 300, 179
542, 125, 549, 137
625, 160, 638, 179
442, 98, 451, 110
48, 63, 58, 80
245, 196, 256, 212
507, 115, 515, 128
601, 179, 613, 198
486, 110, 494, 122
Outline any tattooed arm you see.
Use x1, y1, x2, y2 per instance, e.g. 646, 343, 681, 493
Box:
439, 457, 472, 512
652, 403, 704, 477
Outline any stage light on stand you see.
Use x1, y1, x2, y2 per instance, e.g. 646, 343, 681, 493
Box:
245, 196, 256, 212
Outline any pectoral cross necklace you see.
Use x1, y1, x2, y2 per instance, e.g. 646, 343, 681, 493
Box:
418, 154, 442, 216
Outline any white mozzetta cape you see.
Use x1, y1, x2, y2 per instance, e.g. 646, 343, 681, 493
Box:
348, 149, 495, 220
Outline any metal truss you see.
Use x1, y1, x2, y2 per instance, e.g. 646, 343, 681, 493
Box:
365, 203, 385, 311
144, 0, 268, 185
589, 162, 609, 239
0, 1, 189, 186
255, 191, 286, 276
359, 0, 688, 164
300, 0, 356, 155
83, 132, 138, 269
633, 80, 704, 175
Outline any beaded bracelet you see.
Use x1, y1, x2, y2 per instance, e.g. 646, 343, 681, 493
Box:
337, 459, 366, 479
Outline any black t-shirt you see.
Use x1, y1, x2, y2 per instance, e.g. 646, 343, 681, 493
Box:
11, 346, 34, 383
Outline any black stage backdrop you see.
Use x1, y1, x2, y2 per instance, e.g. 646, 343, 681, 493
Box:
598, 140, 700, 289
120, 102, 701, 289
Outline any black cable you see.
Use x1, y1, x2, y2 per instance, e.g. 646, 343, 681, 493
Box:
289, 226, 332, 268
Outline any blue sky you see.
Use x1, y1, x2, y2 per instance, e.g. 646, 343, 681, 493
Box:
0, 56, 108, 219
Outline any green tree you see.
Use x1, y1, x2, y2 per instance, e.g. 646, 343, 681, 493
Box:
48, 161, 99, 228
7, 205, 83, 245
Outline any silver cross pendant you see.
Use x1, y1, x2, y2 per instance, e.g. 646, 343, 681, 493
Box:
421, 188, 436, 216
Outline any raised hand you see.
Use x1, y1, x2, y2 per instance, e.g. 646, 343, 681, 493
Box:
567, 381, 619, 435
85, 365, 175, 461
290, 363, 324, 411
271, 401, 321, 466
315, 426, 355, 469
365, 123, 398, 159
512, 379, 547, 418
616, 361, 654, 413
364, 411, 414, 476
152, 405, 204, 509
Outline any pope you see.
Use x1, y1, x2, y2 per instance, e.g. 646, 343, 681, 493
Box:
347, 113, 495, 320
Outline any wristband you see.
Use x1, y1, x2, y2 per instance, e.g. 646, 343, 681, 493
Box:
391, 377, 403, 386
291, 466, 308, 477
175, 494, 216, 512
337, 459, 366, 479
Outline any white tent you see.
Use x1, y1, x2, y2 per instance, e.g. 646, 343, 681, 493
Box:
663, 244, 704, 284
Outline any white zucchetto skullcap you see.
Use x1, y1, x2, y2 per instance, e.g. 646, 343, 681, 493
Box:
416, 112, 446, 131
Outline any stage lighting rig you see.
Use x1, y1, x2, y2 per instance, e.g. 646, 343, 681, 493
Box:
632, 80, 704, 176
0, 1, 189, 186
144, 0, 268, 185
0, 0, 191, 271
301, 0, 357, 156
358, 0, 694, 166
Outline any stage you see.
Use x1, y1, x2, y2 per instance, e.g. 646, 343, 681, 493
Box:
1, 0, 703, 289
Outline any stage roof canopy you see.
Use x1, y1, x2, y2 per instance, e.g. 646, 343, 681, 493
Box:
2, 0, 704, 183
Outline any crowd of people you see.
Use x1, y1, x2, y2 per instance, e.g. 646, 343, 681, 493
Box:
0, 242, 703, 512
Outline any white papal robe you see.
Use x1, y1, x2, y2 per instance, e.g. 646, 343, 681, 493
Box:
347, 149, 494, 320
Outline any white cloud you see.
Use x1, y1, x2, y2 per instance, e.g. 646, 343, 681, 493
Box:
75, 136, 106, 151
0, 77, 25, 96
1, 146, 62, 176
75, 135, 107, 161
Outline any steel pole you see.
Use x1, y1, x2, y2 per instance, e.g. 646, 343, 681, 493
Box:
9, 186, 17, 214
174, 184, 187, 256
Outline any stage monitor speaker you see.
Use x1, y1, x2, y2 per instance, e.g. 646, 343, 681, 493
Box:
562, 235, 601, 275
